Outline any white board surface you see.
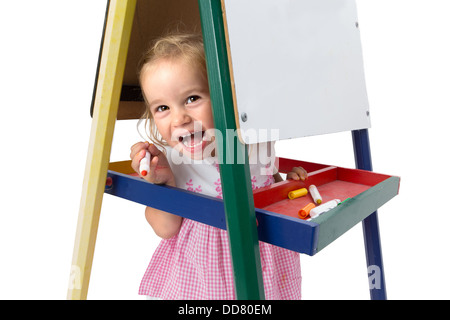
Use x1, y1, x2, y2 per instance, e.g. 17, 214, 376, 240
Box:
223, 0, 371, 144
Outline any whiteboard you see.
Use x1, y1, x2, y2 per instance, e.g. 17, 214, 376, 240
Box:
223, 0, 371, 144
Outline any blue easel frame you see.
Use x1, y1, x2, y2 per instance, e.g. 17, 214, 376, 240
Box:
352, 129, 387, 300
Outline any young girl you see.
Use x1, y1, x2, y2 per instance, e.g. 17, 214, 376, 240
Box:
130, 32, 307, 299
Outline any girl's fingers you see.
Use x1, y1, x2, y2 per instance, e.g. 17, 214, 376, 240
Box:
298, 167, 308, 181
148, 143, 161, 156
286, 171, 300, 180
287, 167, 308, 181
148, 155, 159, 181
130, 141, 149, 159
131, 149, 146, 173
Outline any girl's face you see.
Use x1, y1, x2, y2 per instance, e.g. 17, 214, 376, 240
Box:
141, 58, 215, 160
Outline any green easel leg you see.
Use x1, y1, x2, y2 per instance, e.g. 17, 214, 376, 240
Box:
198, 0, 265, 300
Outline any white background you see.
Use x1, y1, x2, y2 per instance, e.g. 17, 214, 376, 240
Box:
0, 0, 449, 300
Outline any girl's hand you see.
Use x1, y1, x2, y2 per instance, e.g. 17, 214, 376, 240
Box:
131, 142, 181, 239
286, 166, 308, 181
130, 142, 176, 187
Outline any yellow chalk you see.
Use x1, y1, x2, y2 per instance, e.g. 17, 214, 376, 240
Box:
288, 188, 308, 200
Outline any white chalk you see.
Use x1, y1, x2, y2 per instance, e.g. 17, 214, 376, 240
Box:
310, 199, 341, 218
309, 185, 322, 204
139, 151, 151, 176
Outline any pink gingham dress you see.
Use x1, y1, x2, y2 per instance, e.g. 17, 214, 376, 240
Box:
138, 143, 302, 299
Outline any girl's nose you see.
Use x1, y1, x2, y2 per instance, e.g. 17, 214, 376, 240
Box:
171, 107, 191, 127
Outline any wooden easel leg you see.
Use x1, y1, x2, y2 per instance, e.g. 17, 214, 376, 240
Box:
67, 0, 136, 300
198, 0, 265, 300
352, 129, 387, 300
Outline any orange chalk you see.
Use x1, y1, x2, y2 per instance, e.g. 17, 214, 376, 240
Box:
288, 188, 308, 200
298, 202, 316, 220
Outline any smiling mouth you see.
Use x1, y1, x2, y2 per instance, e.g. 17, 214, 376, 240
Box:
178, 131, 206, 148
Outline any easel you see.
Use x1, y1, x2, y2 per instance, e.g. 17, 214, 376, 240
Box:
68, 0, 398, 300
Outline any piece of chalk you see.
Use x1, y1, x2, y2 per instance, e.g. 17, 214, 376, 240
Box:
139, 151, 151, 176
288, 188, 308, 200
308, 185, 322, 204
298, 202, 316, 220
310, 199, 341, 218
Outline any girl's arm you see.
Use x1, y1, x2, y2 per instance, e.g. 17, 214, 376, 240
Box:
130, 142, 182, 239
144, 206, 182, 239
273, 172, 283, 183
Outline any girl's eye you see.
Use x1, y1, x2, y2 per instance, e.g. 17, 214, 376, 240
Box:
186, 95, 200, 104
156, 105, 169, 113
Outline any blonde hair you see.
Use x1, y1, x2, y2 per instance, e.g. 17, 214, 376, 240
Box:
137, 32, 207, 149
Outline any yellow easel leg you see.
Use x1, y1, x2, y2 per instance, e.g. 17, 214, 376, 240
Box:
67, 0, 136, 300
